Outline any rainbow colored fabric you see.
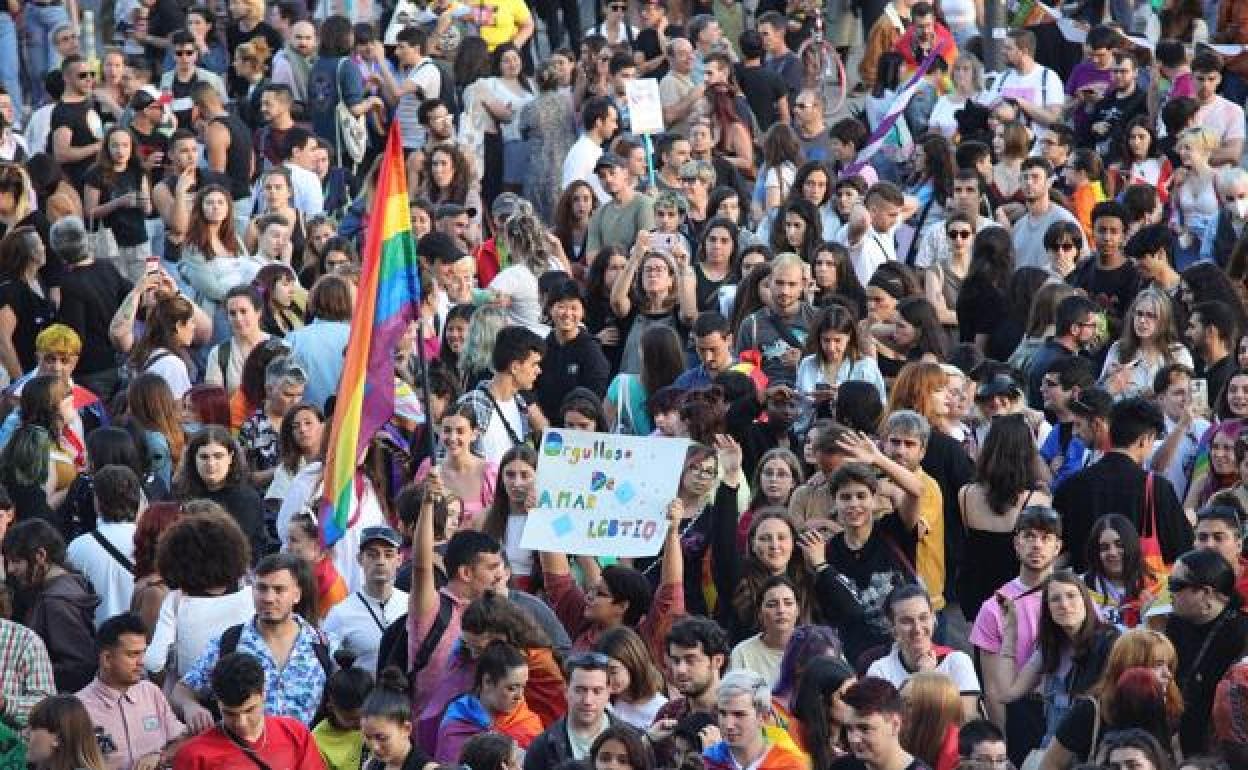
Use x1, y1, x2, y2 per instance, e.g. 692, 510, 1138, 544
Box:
320, 123, 422, 546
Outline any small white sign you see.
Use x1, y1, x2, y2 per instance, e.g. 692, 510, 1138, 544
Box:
626, 78, 665, 136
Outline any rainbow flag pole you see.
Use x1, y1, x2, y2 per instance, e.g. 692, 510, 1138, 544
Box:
320, 122, 425, 547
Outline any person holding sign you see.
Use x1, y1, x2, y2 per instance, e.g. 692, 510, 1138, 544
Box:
540, 484, 687, 664
634, 436, 744, 619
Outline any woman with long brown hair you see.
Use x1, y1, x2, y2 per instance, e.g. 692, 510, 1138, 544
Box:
706, 80, 755, 180
25, 695, 106, 770
0, 227, 54, 379
83, 127, 153, 282
129, 295, 197, 400
552, 180, 598, 274
178, 184, 261, 345
481, 445, 539, 589
0, 374, 82, 517
124, 372, 187, 490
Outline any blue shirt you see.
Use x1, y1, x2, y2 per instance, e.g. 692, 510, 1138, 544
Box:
285, 319, 350, 412
181, 616, 331, 725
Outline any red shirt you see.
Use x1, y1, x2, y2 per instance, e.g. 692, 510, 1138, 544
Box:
172, 716, 326, 770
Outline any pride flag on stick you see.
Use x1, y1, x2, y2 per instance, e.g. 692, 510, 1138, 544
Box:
320, 123, 423, 547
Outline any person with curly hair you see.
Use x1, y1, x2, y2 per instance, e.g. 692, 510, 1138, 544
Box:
143, 506, 254, 681
174, 425, 268, 562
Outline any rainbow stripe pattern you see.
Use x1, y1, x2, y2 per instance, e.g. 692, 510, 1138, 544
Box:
320, 123, 422, 546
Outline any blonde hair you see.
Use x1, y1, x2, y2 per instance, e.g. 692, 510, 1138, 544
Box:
1178, 127, 1219, 155
1116, 287, 1183, 363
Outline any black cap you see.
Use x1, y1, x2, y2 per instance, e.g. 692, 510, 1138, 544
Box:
434, 202, 477, 220
975, 374, 1023, 401
594, 152, 627, 172
359, 525, 402, 549
1069, 386, 1114, 418
418, 231, 466, 264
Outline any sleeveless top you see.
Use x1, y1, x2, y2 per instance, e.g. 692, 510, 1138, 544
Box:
957, 486, 1035, 619
211, 114, 255, 200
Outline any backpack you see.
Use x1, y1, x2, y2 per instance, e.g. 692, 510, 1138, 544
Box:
425, 58, 460, 116
333, 58, 368, 167
375, 591, 453, 678
207, 621, 336, 721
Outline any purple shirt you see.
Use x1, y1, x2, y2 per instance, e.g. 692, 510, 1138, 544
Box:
1065, 61, 1113, 137
77, 679, 185, 770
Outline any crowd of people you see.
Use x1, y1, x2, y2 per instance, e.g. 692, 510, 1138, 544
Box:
5, 0, 1248, 770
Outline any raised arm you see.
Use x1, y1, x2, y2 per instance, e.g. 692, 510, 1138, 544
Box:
410, 467, 442, 618
610, 239, 645, 318
837, 430, 923, 530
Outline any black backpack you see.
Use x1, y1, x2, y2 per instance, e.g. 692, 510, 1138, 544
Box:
205, 621, 336, 721
375, 591, 453, 678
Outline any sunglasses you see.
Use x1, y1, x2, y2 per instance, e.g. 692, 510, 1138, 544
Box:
946, 229, 973, 239
76, 71, 96, 80
175, 48, 197, 57
609, 4, 627, 10
1054, 242, 1078, 252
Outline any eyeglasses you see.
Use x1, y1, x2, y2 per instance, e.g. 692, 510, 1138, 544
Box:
175, 48, 197, 57
1075, 319, 1099, 329
1041, 377, 1062, 388
685, 464, 717, 479
1135, 309, 1159, 320
609, 4, 627, 10
946, 228, 973, 239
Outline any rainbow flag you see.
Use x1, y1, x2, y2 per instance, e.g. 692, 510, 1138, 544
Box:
320, 123, 422, 547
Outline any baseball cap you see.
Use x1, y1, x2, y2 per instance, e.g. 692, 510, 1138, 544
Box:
435, 202, 478, 220
975, 374, 1023, 402
130, 85, 170, 111
594, 152, 627, 173
359, 525, 402, 549
491, 191, 523, 220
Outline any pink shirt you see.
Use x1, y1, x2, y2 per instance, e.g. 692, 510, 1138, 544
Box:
968, 577, 1045, 662
408, 586, 468, 719
77, 679, 185, 770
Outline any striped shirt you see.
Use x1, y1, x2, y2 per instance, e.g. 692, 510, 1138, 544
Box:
395, 60, 442, 150
0, 619, 55, 727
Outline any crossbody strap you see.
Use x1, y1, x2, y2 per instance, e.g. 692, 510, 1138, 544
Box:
90, 529, 135, 574
222, 724, 275, 770
482, 388, 524, 446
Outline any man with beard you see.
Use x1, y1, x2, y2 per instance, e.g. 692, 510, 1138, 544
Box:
1, 518, 100, 692
173, 553, 334, 729
1009, 157, 1081, 272
78, 613, 186, 770
649, 617, 732, 765
272, 20, 317, 108
323, 527, 409, 673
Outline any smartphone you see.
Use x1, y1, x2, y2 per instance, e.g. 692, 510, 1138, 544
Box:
145, 254, 160, 274
1192, 378, 1210, 417
652, 232, 679, 254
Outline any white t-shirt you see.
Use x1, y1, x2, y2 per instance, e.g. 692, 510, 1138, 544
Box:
729, 635, 785, 689
480, 394, 527, 466
994, 65, 1064, 112
836, 221, 898, 286
866, 646, 982, 694
563, 134, 608, 202
322, 587, 409, 674
504, 512, 533, 578
609, 693, 668, 730
1195, 96, 1247, 147
67, 521, 137, 628
145, 349, 193, 400
144, 587, 255, 676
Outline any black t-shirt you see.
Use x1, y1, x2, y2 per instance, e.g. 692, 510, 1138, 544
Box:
59, 261, 133, 376
635, 26, 673, 80
1168, 608, 1248, 755
0, 279, 56, 373
1068, 257, 1141, 321
826, 513, 919, 650
48, 99, 103, 192
1054, 696, 1103, 761
83, 166, 148, 247
735, 63, 788, 131
145, 0, 185, 67
212, 114, 256, 200
169, 73, 199, 130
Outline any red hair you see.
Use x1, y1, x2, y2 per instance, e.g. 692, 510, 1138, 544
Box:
186, 384, 230, 428
133, 502, 184, 577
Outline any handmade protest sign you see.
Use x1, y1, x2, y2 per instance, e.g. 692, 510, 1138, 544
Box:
520, 429, 690, 557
